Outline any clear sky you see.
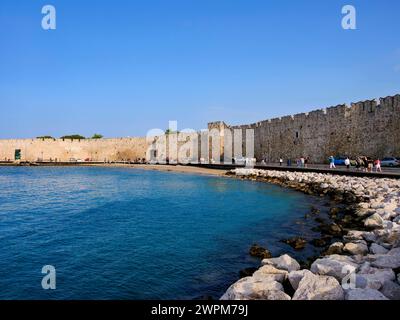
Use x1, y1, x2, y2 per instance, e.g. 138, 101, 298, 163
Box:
0, 0, 399, 138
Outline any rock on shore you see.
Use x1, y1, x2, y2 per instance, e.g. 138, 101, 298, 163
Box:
220, 169, 400, 300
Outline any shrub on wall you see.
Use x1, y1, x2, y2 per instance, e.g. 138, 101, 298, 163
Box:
60, 135, 86, 140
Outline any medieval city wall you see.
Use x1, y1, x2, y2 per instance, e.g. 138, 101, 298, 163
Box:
1, 94, 399, 164
0, 137, 149, 162
213, 94, 400, 163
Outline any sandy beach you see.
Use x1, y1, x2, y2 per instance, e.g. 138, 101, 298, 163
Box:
129, 164, 228, 176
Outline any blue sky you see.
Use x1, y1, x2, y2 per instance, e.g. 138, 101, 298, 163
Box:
0, 0, 399, 138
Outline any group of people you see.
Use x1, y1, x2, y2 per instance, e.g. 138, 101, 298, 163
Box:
275, 156, 310, 167
355, 156, 382, 173
328, 156, 382, 172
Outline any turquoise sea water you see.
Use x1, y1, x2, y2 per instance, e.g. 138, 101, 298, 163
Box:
0, 167, 328, 299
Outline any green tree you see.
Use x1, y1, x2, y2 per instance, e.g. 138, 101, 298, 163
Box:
60, 134, 86, 140
91, 133, 103, 139
37, 136, 54, 139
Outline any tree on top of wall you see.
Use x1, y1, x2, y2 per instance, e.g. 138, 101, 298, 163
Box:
37, 136, 54, 139
91, 133, 103, 139
60, 134, 86, 140
165, 129, 180, 134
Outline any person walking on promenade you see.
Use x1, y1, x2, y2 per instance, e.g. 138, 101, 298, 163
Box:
300, 157, 305, 168
375, 158, 382, 173
355, 156, 361, 171
279, 157, 283, 166
363, 156, 369, 172
368, 158, 374, 172
287, 158, 292, 167
344, 157, 351, 170
305, 156, 309, 168
329, 156, 336, 169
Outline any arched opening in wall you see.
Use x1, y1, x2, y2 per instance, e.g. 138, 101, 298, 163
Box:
14, 149, 21, 160
295, 131, 299, 139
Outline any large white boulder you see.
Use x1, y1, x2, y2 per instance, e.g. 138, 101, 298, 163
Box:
220, 276, 290, 300
370, 247, 400, 269
310, 255, 358, 281
344, 230, 366, 241
343, 242, 368, 255
292, 273, 344, 300
252, 265, 288, 282
288, 270, 313, 291
364, 213, 384, 229
326, 242, 344, 255
355, 262, 395, 290
261, 254, 300, 272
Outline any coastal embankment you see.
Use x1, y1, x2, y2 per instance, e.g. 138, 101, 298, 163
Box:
221, 169, 400, 300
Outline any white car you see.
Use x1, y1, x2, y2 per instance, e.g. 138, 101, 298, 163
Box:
381, 157, 400, 167
233, 157, 246, 165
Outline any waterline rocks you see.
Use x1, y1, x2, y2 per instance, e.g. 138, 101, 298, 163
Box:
310, 255, 358, 281
220, 276, 291, 300
252, 265, 288, 282
249, 244, 272, 259
281, 237, 307, 250
355, 262, 395, 290
261, 254, 301, 272
221, 169, 400, 300
325, 242, 344, 255
343, 241, 369, 255
288, 269, 313, 291
292, 273, 344, 300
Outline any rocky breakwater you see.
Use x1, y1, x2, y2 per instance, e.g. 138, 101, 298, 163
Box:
221, 169, 400, 300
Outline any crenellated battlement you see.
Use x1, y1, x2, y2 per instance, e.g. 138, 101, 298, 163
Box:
208, 93, 400, 162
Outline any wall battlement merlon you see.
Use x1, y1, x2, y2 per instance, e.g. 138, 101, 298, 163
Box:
213, 93, 400, 129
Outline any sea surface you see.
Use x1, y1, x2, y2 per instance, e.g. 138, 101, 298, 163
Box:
0, 166, 330, 299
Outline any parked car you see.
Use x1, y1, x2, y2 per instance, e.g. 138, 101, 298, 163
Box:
333, 157, 347, 166
333, 156, 356, 166
69, 158, 77, 162
381, 157, 400, 167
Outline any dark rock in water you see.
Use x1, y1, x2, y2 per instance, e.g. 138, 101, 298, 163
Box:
310, 206, 320, 215
318, 222, 343, 236
311, 238, 329, 248
329, 207, 340, 216
249, 244, 272, 259
281, 237, 307, 250
314, 217, 327, 224
239, 267, 258, 278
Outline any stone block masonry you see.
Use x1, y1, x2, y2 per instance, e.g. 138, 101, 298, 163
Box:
209, 94, 400, 163
0, 137, 149, 162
